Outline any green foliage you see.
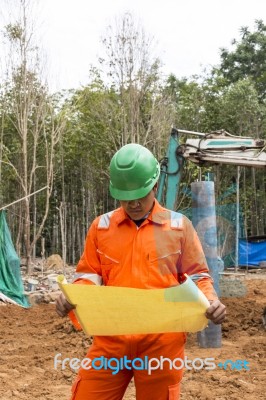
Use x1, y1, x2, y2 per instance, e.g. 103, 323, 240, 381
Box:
219, 20, 266, 100
218, 79, 263, 136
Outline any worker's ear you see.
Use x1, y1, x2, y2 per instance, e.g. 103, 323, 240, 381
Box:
153, 183, 158, 194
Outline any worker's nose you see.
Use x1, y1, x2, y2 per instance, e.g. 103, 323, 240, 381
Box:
128, 200, 140, 208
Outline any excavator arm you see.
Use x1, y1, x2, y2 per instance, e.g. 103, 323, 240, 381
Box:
156, 127, 266, 209
178, 129, 266, 168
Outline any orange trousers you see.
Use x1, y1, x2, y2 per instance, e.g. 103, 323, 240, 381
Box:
70, 332, 185, 400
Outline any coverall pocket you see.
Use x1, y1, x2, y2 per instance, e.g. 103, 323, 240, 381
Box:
70, 375, 81, 400
168, 382, 180, 400
97, 249, 119, 285
148, 250, 181, 284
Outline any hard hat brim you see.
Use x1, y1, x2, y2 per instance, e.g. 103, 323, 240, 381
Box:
109, 176, 159, 201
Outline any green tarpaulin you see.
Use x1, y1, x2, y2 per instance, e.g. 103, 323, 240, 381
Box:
0, 211, 30, 307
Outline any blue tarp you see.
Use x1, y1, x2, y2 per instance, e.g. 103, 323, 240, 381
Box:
239, 239, 266, 266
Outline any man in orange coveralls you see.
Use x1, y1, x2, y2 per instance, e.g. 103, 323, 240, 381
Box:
56, 143, 226, 400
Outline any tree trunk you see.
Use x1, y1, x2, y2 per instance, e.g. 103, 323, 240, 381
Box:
59, 201, 66, 274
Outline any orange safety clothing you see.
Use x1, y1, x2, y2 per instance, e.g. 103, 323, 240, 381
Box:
70, 199, 218, 400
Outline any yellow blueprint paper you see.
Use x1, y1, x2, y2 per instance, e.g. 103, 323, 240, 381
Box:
57, 275, 210, 336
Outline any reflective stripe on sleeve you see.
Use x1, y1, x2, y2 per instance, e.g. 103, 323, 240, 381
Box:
98, 210, 115, 228
189, 273, 211, 282
72, 273, 102, 285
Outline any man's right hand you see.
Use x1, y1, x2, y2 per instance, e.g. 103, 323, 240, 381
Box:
56, 293, 75, 317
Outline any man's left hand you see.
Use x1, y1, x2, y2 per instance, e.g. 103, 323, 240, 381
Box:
206, 300, 226, 324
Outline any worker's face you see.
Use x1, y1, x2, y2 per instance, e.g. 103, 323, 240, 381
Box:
120, 186, 157, 220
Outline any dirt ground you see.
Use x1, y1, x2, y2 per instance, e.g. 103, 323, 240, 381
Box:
0, 275, 265, 400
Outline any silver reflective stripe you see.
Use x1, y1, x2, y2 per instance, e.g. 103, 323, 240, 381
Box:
190, 273, 211, 282
170, 211, 183, 229
149, 250, 181, 263
98, 210, 115, 228
73, 273, 102, 285
96, 249, 119, 263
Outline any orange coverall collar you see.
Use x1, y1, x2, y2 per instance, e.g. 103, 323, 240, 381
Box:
115, 199, 167, 226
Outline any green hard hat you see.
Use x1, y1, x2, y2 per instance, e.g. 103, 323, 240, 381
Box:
109, 143, 160, 200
